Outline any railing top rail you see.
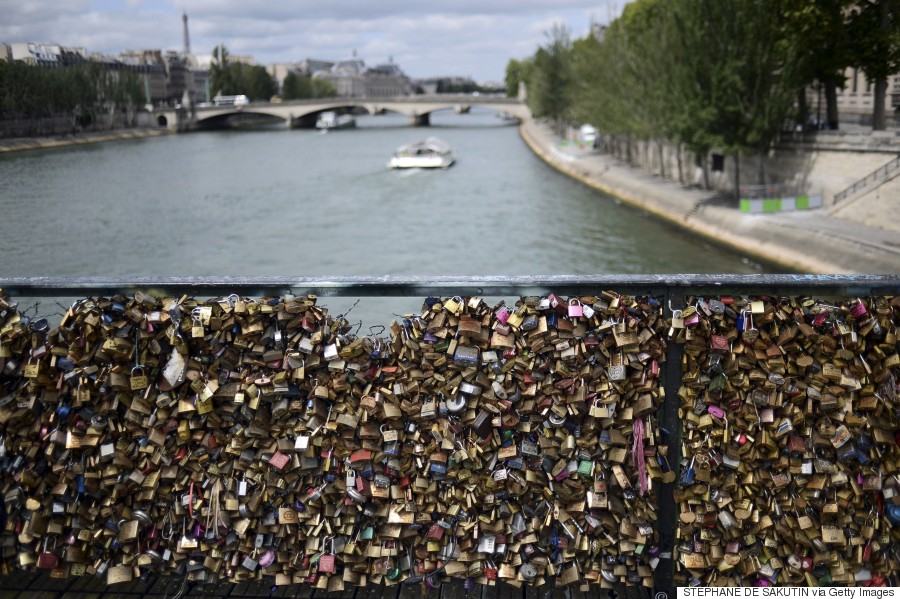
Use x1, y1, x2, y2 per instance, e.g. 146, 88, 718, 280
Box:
1, 275, 898, 298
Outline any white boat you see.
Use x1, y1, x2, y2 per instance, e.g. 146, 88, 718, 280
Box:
316, 111, 356, 130
387, 137, 455, 169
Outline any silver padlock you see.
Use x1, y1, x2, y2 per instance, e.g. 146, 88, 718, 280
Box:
477, 534, 496, 554
446, 393, 467, 414
346, 468, 357, 488
520, 563, 537, 582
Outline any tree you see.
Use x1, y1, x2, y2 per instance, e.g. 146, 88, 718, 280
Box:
310, 77, 336, 98
527, 24, 574, 134
281, 72, 336, 100
848, 0, 900, 130
244, 65, 277, 101
211, 44, 236, 97
782, 0, 857, 130
504, 58, 530, 98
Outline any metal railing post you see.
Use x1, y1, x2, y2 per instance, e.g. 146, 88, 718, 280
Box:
655, 286, 683, 597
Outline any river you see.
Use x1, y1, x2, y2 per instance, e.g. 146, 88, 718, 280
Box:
0, 108, 772, 323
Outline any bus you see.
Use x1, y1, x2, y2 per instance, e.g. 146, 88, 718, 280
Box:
213, 94, 250, 107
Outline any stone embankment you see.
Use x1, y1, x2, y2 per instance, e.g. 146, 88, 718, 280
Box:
0, 128, 171, 153
520, 119, 900, 274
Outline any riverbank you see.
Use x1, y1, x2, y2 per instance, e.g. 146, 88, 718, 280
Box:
520, 119, 900, 274
0, 128, 172, 153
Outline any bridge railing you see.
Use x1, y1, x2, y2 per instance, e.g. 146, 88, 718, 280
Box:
833, 153, 900, 204
1, 274, 898, 596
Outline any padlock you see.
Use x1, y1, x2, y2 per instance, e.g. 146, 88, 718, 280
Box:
38, 537, 58, 570
318, 537, 336, 573
568, 299, 583, 318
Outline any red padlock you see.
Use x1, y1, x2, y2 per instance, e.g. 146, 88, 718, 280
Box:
484, 561, 498, 580
37, 537, 58, 570
318, 537, 336, 573
427, 523, 444, 541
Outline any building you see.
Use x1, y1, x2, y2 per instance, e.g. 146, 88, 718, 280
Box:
365, 60, 412, 96
314, 53, 412, 98
805, 67, 900, 126
416, 76, 477, 94
8, 43, 88, 67
267, 59, 334, 93
0, 43, 9, 61
119, 50, 169, 106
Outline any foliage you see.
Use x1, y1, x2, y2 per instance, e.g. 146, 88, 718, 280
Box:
526, 23, 574, 133
504, 58, 531, 98
522, 0, 826, 190
210, 44, 277, 101
281, 72, 336, 100
0, 60, 143, 122
847, 0, 900, 129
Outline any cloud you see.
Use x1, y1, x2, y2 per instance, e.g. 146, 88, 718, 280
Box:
0, 0, 628, 81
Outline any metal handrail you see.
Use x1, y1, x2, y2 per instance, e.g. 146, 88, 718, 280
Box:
834, 154, 900, 203
2, 274, 899, 298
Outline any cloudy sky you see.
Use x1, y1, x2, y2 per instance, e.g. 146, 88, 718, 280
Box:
0, 0, 628, 83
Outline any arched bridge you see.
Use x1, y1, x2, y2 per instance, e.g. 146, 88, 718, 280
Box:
153, 95, 531, 130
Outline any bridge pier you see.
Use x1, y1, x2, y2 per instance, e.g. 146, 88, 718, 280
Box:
409, 113, 430, 127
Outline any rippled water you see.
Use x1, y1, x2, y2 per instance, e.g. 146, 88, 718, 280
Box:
0, 108, 770, 323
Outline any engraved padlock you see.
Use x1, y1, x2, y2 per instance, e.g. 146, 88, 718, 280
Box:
318, 537, 336, 573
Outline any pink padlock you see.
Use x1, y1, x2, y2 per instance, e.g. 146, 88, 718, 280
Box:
568, 299, 583, 319
495, 306, 511, 324
708, 405, 725, 419
851, 300, 867, 319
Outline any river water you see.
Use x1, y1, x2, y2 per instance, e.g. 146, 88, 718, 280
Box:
0, 108, 770, 323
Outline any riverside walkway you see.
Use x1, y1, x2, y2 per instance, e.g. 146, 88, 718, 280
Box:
520, 119, 900, 274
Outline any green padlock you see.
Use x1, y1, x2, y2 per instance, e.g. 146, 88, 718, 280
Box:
577, 460, 593, 478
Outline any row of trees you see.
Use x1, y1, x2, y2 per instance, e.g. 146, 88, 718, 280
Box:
210, 45, 335, 101
507, 0, 900, 190
0, 60, 143, 123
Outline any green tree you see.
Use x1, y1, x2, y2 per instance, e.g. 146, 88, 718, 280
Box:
282, 72, 312, 100
504, 58, 530, 97
281, 72, 336, 100
527, 23, 574, 134
243, 65, 276, 101
211, 44, 236, 96
310, 77, 336, 98
783, 0, 856, 129
848, 0, 900, 130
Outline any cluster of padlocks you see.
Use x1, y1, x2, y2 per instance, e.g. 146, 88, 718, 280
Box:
670, 295, 900, 587
0, 289, 666, 589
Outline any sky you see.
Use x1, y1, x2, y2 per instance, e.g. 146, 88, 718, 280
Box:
0, 0, 628, 84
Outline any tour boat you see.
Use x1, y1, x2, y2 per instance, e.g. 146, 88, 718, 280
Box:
387, 137, 455, 169
316, 111, 356, 130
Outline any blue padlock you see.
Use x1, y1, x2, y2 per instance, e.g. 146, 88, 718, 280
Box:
886, 503, 900, 526
76, 474, 85, 495
679, 457, 696, 486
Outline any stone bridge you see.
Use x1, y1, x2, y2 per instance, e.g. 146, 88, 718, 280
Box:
154, 95, 531, 130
